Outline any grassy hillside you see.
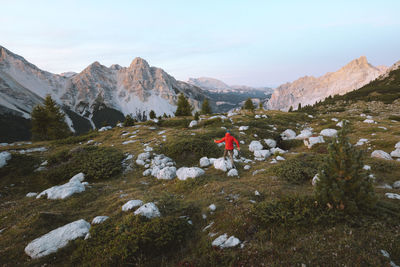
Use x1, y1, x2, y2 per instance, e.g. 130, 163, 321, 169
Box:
0, 102, 399, 266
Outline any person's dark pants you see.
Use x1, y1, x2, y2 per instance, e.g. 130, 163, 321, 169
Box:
223, 149, 234, 165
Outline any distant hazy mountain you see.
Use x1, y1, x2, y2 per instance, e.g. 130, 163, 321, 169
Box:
187, 77, 273, 112
0, 45, 212, 141
267, 56, 388, 111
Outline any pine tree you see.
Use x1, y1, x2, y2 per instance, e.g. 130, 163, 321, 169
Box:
149, 110, 156, 119
288, 106, 293, 112
194, 111, 200, 121
243, 98, 254, 111
201, 99, 212, 115
298, 103, 302, 110
163, 113, 168, 118
259, 102, 263, 110
315, 122, 376, 213
31, 95, 71, 140
175, 93, 193, 116
123, 114, 135, 127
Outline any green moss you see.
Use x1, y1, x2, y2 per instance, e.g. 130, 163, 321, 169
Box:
271, 153, 324, 184
71, 215, 193, 266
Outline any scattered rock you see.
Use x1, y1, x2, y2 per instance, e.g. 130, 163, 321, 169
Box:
0, 151, 12, 168
227, 169, 239, 177
189, 120, 198, 128
244, 165, 251, 170
281, 129, 296, 140
239, 126, 249, 131
390, 149, 400, 158
249, 141, 263, 152
24, 219, 90, 259
363, 119, 376, 124
320, 129, 337, 137
393, 181, 400, 189
134, 202, 161, 218
176, 167, 205, 180
264, 138, 276, 148
209, 204, 216, 211
212, 234, 241, 248
37, 173, 87, 200
304, 136, 325, 148
156, 166, 177, 180
355, 138, 368, 146
26, 192, 38, 197
385, 193, 400, 200
276, 156, 285, 161
295, 129, 313, 140
254, 149, 270, 159
122, 200, 144, 211
213, 158, 233, 172
98, 126, 112, 132
91, 216, 109, 224
200, 157, 211, 167
371, 150, 393, 160
312, 173, 319, 186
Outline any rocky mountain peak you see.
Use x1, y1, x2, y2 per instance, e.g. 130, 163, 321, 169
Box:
129, 57, 150, 69
342, 56, 371, 70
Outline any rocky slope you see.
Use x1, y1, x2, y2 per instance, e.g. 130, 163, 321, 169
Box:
0, 46, 211, 139
188, 77, 273, 111
267, 56, 388, 111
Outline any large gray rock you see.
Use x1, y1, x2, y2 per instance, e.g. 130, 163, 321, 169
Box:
176, 167, 205, 180
25, 219, 90, 259
371, 150, 393, 160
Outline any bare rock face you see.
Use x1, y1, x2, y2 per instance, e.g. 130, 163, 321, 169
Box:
0, 46, 207, 121
267, 56, 388, 111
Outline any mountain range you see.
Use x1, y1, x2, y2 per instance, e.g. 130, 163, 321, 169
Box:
267, 56, 388, 111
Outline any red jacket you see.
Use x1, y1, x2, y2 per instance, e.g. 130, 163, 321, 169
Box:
214, 132, 240, 150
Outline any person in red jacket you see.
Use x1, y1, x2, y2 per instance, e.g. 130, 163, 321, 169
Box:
214, 130, 240, 167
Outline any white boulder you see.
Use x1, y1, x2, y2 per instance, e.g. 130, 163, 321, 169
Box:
371, 150, 393, 160
98, 126, 112, 132
385, 193, 400, 200
312, 173, 320, 186
244, 165, 251, 170
249, 141, 263, 152
390, 149, 400, 158
189, 120, 198, 128
209, 204, 216, 211
295, 129, 313, 140
212, 234, 241, 248
281, 129, 296, 140
199, 157, 211, 167
363, 119, 375, 124
254, 149, 271, 159
134, 202, 161, 218
122, 200, 144, 211
264, 139, 276, 148
395, 141, 400, 149
37, 173, 87, 200
156, 166, 177, 180
270, 147, 287, 155
239, 126, 249, 131
176, 167, 205, 180
320, 129, 337, 137
24, 219, 90, 259
227, 169, 238, 177
0, 151, 12, 168
137, 152, 151, 161
355, 138, 369, 146
26, 192, 38, 197
91, 216, 109, 224
393, 181, 400, 189
213, 158, 233, 172
304, 136, 325, 148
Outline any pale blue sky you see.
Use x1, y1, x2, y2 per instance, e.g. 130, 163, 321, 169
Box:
1, 0, 399, 86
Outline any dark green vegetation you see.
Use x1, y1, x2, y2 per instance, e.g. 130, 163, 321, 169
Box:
43, 146, 124, 184
31, 95, 72, 141
315, 124, 376, 212
0, 111, 31, 142
201, 98, 212, 114
63, 108, 92, 134
123, 114, 135, 127
0, 105, 399, 266
92, 106, 125, 128
243, 98, 255, 111
175, 93, 193, 116
271, 153, 324, 184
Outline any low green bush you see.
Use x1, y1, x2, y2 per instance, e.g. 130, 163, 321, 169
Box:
71, 215, 193, 266
271, 153, 323, 184
0, 153, 40, 178
278, 139, 304, 150
41, 146, 124, 184
159, 134, 222, 166
51, 132, 98, 145
159, 118, 190, 128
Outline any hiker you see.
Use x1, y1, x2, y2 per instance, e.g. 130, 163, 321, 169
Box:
214, 130, 240, 167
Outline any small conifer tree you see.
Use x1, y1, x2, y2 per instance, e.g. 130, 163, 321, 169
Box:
123, 114, 135, 127
163, 113, 168, 118
149, 110, 156, 119
315, 122, 376, 212
259, 102, 263, 110
194, 111, 200, 121
243, 98, 254, 111
31, 95, 71, 140
201, 99, 212, 114
288, 106, 293, 112
175, 93, 193, 116
298, 103, 302, 110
